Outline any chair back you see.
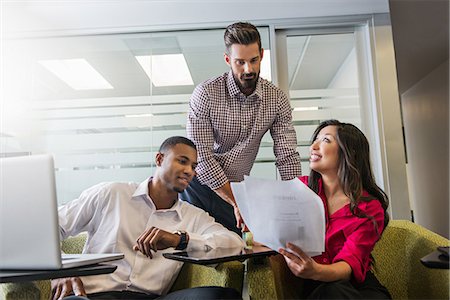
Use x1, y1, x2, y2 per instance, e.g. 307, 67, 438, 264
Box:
372, 220, 449, 299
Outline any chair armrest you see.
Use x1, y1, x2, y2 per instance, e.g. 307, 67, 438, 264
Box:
247, 255, 304, 300
372, 220, 449, 299
247, 257, 278, 300
0, 282, 41, 300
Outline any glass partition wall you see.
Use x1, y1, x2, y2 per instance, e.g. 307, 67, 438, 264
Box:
2, 24, 383, 206
1, 28, 272, 204
277, 30, 364, 175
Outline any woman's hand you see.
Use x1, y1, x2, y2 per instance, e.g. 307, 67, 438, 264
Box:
279, 242, 353, 282
279, 242, 320, 280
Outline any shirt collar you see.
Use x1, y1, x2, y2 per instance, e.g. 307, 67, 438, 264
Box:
132, 177, 183, 220
226, 70, 262, 100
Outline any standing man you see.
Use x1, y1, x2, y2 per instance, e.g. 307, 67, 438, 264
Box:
52, 136, 244, 300
182, 22, 301, 234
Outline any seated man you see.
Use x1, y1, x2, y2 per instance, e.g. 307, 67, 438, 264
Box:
52, 136, 244, 300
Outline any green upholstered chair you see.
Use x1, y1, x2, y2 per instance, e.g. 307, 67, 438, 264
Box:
371, 220, 449, 299
247, 220, 449, 299
0, 233, 245, 300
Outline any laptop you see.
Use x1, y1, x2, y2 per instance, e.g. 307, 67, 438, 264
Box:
0, 154, 124, 270
163, 245, 277, 265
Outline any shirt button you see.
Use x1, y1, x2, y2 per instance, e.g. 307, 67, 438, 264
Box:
323, 258, 328, 263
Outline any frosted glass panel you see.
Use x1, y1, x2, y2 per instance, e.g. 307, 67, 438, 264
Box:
285, 32, 362, 175
1, 29, 364, 203
1, 28, 270, 204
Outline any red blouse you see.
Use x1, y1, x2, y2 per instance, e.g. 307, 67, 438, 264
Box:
299, 176, 386, 283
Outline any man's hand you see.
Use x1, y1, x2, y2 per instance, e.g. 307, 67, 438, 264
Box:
51, 277, 86, 300
233, 204, 245, 230
133, 227, 180, 258
214, 182, 246, 230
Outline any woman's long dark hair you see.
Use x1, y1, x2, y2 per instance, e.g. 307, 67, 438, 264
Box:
308, 120, 390, 233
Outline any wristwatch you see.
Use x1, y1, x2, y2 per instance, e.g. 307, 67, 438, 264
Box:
173, 230, 188, 250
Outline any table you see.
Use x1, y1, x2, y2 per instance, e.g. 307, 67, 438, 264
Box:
163, 245, 277, 265
0, 264, 117, 283
420, 250, 449, 269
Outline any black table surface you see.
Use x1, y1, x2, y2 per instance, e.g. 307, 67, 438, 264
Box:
420, 250, 449, 269
0, 264, 117, 283
163, 245, 278, 265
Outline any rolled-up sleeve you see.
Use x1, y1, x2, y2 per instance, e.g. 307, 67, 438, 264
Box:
270, 91, 302, 180
187, 84, 228, 189
332, 202, 385, 283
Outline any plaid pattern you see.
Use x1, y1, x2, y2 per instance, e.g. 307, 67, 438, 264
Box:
187, 71, 301, 189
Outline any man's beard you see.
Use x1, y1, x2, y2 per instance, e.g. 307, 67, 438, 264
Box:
173, 186, 185, 193
233, 71, 259, 92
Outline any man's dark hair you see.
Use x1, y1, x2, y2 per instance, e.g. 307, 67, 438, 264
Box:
224, 22, 262, 54
159, 136, 196, 153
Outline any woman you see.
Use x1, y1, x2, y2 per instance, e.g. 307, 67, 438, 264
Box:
279, 120, 391, 299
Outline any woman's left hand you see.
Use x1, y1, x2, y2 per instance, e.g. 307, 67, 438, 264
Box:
279, 242, 319, 280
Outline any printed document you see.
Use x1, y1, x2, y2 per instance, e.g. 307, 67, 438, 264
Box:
231, 176, 325, 255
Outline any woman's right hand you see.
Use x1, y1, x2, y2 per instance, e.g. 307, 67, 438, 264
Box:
279, 242, 319, 280
279, 242, 352, 282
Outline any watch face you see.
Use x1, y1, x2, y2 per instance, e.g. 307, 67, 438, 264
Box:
175, 231, 188, 250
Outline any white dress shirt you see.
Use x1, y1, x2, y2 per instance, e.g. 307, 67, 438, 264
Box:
58, 177, 244, 296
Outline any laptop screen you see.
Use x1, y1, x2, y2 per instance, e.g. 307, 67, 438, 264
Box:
0, 154, 62, 269
0, 155, 124, 270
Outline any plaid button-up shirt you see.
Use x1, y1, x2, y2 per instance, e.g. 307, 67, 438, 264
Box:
187, 71, 301, 190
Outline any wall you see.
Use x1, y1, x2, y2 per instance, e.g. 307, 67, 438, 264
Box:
389, 0, 448, 95
402, 60, 449, 238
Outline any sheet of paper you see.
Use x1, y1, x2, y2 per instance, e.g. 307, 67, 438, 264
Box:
229, 182, 253, 230
231, 176, 325, 256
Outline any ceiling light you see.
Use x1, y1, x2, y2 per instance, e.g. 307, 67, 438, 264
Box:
38, 59, 113, 90
136, 54, 194, 87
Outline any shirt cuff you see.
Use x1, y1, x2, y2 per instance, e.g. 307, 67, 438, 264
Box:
185, 232, 246, 252
185, 232, 211, 252
276, 156, 302, 180
197, 171, 229, 190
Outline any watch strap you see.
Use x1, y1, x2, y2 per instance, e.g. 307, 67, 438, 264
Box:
174, 230, 188, 250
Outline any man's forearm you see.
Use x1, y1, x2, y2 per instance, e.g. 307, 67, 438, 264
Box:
213, 182, 237, 207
